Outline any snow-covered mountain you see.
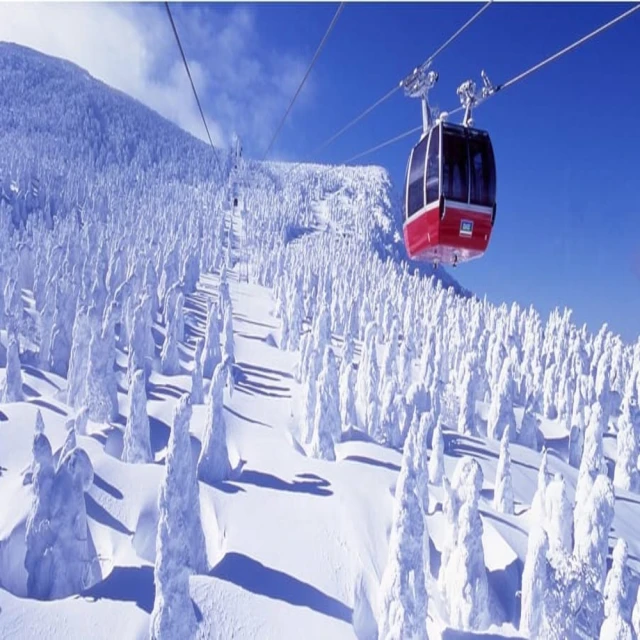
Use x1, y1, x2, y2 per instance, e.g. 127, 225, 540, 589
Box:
2, 41, 640, 640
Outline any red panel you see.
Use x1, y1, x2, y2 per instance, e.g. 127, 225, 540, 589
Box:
403, 203, 494, 265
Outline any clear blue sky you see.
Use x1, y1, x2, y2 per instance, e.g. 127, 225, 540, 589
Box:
192, 2, 640, 343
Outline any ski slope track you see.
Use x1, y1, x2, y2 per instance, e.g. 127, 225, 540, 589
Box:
1, 42, 640, 640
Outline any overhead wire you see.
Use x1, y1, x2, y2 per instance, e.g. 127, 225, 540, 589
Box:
340, 2, 640, 166
262, 2, 346, 161
313, 0, 493, 157
165, 2, 221, 173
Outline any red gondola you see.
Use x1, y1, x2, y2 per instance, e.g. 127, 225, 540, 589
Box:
401, 69, 497, 267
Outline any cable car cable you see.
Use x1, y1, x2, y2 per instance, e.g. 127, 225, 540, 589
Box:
341, 2, 640, 166
313, 0, 493, 157
262, 2, 346, 161
165, 2, 221, 173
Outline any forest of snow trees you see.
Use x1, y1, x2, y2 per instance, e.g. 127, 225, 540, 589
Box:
1, 42, 640, 640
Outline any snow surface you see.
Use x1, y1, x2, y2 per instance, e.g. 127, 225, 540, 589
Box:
1, 42, 640, 640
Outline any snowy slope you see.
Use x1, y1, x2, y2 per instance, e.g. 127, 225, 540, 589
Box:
1, 42, 640, 640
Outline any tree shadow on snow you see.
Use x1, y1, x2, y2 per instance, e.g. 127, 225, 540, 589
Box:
28, 398, 68, 417
236, 469, 332, 496
224, 405, 271, 429
343, 455, 401, 473
85, 494, 134, 536
93, 473, 124, 500
210, 552, 352, 623
82, 565, 155, 613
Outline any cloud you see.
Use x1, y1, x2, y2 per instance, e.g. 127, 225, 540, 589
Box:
0, 3, 312, 156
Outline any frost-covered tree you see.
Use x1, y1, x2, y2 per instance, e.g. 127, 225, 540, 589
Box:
377, 433, 427, 640
47, 447, 98, 599
574, 474, 615, 591
441, 457, 489, 631
615, 399, 640, 493
166, 394, 208, 574
544, 473, 573, 557
150, 414, 199, 639
530, 448, 550, 524
161, 315, 181, 375
339, 364, 358, 434
356, 322, 380, 438
428, 418, 445, 485
575, 402, 607, 512
1, 331, 23, 402
221, 304, 235, 364
603, 538, 632, 623
487, 357, 517, 441
24, 432, 55, 598
520, 526, 551, 638
315, 347, 341, 443
493, 428, 514, 514
518, 396, 540, 451
190, 338, 205, 405
122, 369, 152, 464
201, 301, 222, 379
197, 362, 232, 484
457, 354, 478, 436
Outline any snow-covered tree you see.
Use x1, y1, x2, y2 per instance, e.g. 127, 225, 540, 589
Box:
150, 411, 199, 639
428, 418, 445, 485
122, 369, 152, 464
457, 354, 478, 436
167, 394, 208, 574
615, 399, 640, 493
1, 331, 23, 402
603, 538, 632, 622
377, 432, 427, 640
222, 304, 235, 364
201, 301, 221, 379
575, 402, 607, 512
190, 338, 205, 405
46, 447, 98, 599
520, 526, 550, 638
574, 473, 615, 591
493, 428, 514, 514
160, 315, 181, 375
24, 432, 55, 598
544, 473, 573, 557
339, 364, 358, 434
197, 362, 232, 484
487, 357, 517, 441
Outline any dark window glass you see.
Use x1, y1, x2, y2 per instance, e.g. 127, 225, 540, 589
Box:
468, 131, 496, 207
407, 136, 428, 216
426, 126, 440, 204
442, 129, 469, 203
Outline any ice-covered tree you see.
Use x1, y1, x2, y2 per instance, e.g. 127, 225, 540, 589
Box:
457, 354, 478, 436
518, 396, 540, 451
603, 538, 632, 622
47, 447, 98, 599
167, 394, 208, 574
315, 347, 341, 443
614, 399, 640, 493
222, 304, 235, 364
122, 369, 152, 464
520, 526, 551, 638
428, 418, 445, 485
190, 338, 205, 405
1, 331, 23, 402
150, 416, 199, 639
201, 301, 221, 379
544, 473, 573, 557
339, 364, 358, 434
161, 315, 181, 375
493, 428, 514, 514
530, 448, 550, 524
487, 357, 517, 441
575, 402, 607, 512
197, 362, 232, 484
24, 432, 55, 598
574, 473, 615, 591
377, 433, 427, 640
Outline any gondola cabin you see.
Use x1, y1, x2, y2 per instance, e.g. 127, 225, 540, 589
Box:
403, 121, 496, 266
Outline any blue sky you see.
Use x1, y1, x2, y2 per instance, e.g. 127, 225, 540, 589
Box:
219, 1, 640, 343
2, 2, 639, 342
